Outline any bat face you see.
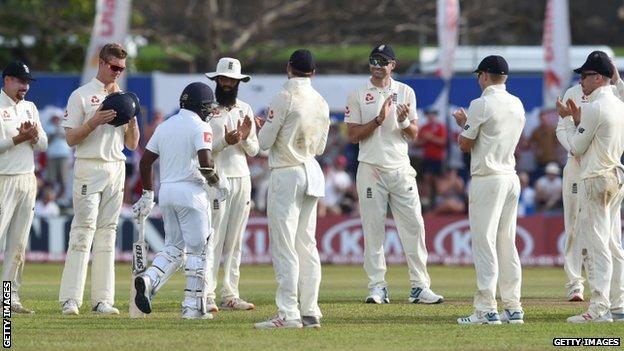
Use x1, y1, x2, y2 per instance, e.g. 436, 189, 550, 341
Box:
133, 242, 147, 274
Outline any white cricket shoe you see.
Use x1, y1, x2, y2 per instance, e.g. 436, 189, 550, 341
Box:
10, 294, 34, 314
92, 302, 120, 315
501, 309, 524, 324
457, 311, 502, 325
566, 288, 584, 302
254, 315, 303, 329
134, 275, 152, 314
409, 287, 444, 304
206, 298, 219, 313
62, 299, 79, 315
365, 287, 390, 304
567, 312, 612, 323
181, 307, 213, 320
220, 297, 255, 310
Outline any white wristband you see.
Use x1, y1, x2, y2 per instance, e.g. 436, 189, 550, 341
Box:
398, 118, 411, 129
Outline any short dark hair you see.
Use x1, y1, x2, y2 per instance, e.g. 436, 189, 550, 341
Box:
290, 66, 313, 77
99, 43, 127, 62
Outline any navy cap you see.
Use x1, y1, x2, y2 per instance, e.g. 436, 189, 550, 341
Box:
180, 82, 215, 106
474, 55, 509, 75
2, 61, 36, 81
370, 44, 395, 60
289, 49, 316, 73
574, 51, 613, 78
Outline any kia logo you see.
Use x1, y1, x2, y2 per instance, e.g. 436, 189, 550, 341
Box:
433, 219, 534, 258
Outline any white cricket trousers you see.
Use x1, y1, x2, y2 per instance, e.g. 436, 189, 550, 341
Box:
356, 162, 431, 290
59, 159, 124, 307
469, 174, 522, 313
562, 158, 585, 290
576, 169, 624, 317
206, 176, 252, 300
267, 165, 322, 320
0, 174, 36, 297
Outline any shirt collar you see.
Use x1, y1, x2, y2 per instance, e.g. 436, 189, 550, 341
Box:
179, 108, 203, 121
366, 77, 395, 90
284, 77, 312, 90
217, 99, 240, 112
90, 77, 112, 94
587, 85, 612, 102
0, 88, 22, 107
482, 84, 506, 96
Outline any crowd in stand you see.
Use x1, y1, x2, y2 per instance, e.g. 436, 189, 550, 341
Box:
32, 107, 566, 218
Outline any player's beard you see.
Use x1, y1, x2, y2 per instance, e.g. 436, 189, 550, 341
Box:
216, 83, 239, 107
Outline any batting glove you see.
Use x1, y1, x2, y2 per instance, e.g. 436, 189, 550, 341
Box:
133, 190, 155, 219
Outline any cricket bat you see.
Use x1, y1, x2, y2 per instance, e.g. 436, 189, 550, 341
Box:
129, 216, 148, 318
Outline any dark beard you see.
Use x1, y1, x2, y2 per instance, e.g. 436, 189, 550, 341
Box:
215, 83, 239, 107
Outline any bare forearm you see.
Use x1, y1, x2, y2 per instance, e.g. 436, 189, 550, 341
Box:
124, 121, 140, 150
65, 123, 94, 146
139, 159, 153, 191
402, 122, 418, 141
347, 119, 379, 144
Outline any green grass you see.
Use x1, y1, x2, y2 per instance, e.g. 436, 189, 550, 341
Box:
11, 264, 623, 350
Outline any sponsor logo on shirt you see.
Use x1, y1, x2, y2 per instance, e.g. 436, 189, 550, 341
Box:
90, 95, 100, 105
463, 124, 470, 130
26, 110, 32, 120
581, 95, 589, 103
204, 132, 213, 143
344, 106, 351, 117
63, 110, 69, 121
1, 111, 9, 121
364, 93, 375, 104
578, 128, 585, 134
268, 109, 274, 120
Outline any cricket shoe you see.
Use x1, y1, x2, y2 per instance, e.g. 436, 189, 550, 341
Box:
206, 298, 219, 313
92, 302, 120, 315
61, 299, 79, 315
457, 311, 502, 325
567, 312, 612, 323
181, 307, 213, 320
302, 316, 321, 329
566, 288, 584, 302
500, 309, 524, 324
609, 311, 624, 322
134, 275, 153, 314
220, 297, 255, 310
409, 287, 444, 304
254, 315, 303, 329
10, 294, 34, 314
365, 287, 390, 304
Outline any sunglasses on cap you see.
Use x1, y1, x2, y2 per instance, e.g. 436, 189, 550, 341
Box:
105, 61, 125, 73
369, 57, 391, 68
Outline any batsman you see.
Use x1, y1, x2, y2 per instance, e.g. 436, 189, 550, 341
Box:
132, 82, 228, 319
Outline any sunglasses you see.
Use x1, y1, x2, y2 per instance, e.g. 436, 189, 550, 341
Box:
580, 72, 599, 79
369, 57, 390, 68
105, 61, 125, 73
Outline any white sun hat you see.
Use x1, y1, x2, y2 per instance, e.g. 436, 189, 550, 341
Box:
205, 57, 251, 82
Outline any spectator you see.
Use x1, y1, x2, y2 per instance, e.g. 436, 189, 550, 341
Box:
535, 162, 563, 212
518, 172, 536, 217
529, 109, 559, 180
432, 168, 466, 214
417, 109, 447, 210
322, 156, 354, 215
43, 110, 71, 203
35, 186, 60, 217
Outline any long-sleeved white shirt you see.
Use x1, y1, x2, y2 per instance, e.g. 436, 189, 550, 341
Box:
0, 89, 48, 175
556, 80, 624, 157
566, 85, 624, 180
258, 77, 330, 169
208, 99, 258, 177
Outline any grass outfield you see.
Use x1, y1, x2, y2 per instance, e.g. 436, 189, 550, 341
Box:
10, 263, 623, 350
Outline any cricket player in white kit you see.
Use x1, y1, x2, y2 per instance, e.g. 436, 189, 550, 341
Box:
0, 61, 47, 314
59, 43, 140, 315
203, 57, 258, 312
254, 49, 329, 329
345, 44, 443, 305
454, 56, 525, 325
556, 56, 624, 302
133, 82, 228, 319
556, 51, 624, 323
